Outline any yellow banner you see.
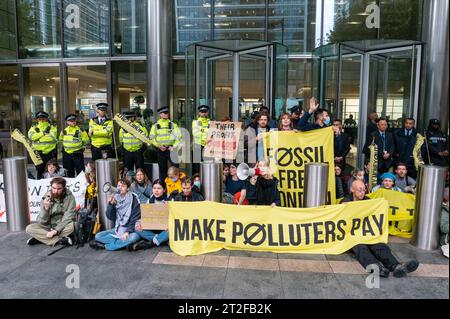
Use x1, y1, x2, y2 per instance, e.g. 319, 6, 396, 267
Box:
367, 189, 415, 238
263, 127, 336, 207
168, 199, 389, 256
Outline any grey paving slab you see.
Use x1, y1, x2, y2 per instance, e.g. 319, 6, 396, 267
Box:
191, 267, 227, 298
389, 243, 449, 265
277, 252, 327, 261
223, 269, 284, 299
325, 251, 355, 262
280, 272, 344, 299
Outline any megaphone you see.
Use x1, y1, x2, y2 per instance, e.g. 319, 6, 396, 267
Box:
102, 182, 118, 194
237, 163, 261, 180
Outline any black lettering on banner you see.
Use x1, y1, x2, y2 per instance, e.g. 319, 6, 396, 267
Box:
362, 217, 375, 236
324, 221, 336, 242
279, 224, 289, 246
293, 148, 304, 166
287, 170, 297, 189
278, 170, 287, 188
300, 223, 312, 245
407, 208, 414, 216
72, 181, 80, 193
30, 186, 42, 197
203, 219, 215, 240
350, 218, 361, 236
390, 206, 399, 215
267, 224, 278, 246
303, 147, 314, 162
174, 219, 189, 241
313, 222, 324, 244
372, 214, 384, 235
243, 223, 266, 246
320, 146, 325, 162
289, 224, 301, 245
0, 182, 4, 192
191, 219, 203, 240
275, 148, 293, 167
216, 220, 226, 242
336, 220, 346, 240
232, 222, 243, 243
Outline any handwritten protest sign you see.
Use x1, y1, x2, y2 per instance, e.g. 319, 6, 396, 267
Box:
140, 203, 169, 230
203, 121, 242, 160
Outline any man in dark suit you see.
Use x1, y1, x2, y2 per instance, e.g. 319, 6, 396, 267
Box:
393, 118, 417, 179
364, 118, 395, 175
333, 119, 351, 170
366, 112, 379, 140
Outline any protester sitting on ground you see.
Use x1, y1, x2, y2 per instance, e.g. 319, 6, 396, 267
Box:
342, 179, 419, 278
347, 168, 370, 195
26, 177, 75, 246
254, 159, 281, 207
278, 113, 296, 131
89, 179, 141, 250
42, 159, 66, 179
372, 172, 402, 192
223, 163, 247, 204
223, 164, 230, 181
335, 164, 345, 199
174, 178, 205, 202
440, 188, 449, 258
164, 166, 186, 197
191, 173, 203, 196
245, 173, 258, 205
130, 179, 172, 251
130, 168, 152, 204
394, 163, 416, 193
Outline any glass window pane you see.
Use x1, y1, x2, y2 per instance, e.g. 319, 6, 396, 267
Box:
213, 0, 266, 41
379, 0, 422, 41
112, 0, 147, 55
0, 0, 16, 60
0, 65, 21, 158
63, 0, 109, 57
174, 0, 212, 54
268, 0, 318, 54
17, 0, 61, 59
67, 65, 108, 131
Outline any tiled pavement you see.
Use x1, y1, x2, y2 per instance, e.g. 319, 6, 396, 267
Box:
0, 224, 448, 299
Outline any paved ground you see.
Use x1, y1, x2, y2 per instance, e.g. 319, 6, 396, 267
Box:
0, 223, 448, 299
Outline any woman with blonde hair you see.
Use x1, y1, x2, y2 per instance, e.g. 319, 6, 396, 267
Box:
254, 159, 281, 207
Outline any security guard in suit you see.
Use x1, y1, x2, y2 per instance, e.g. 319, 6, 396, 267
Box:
28, 111, 58, 179
192, 105, 210, 174
88, 103, 114, 161
149, 106, 182, 181
59, 113, 90, 177
119, 111, 148, 173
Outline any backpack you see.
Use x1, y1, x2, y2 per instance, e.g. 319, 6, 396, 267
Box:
73, 204, 97, 248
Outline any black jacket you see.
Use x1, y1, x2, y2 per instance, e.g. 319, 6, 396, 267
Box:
341, 195, 370, 203
297, 112, 327, 131
364, 130, 396, 163
334, 132, 351, 159
174, 191, 204, 202
393, 127, 417, 167
106, 192, 141, 233
423, 128, 449, 166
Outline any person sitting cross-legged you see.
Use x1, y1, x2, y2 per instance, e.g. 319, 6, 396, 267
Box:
342, 179, 419, 278
89, 179, 141, 251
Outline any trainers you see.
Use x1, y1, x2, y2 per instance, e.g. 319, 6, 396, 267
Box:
393, 260, 420, 278
26, 237, 40, 246
367, 263, 390, 278
89, 240, 105, 250
57, 237, 73, 246
130, 240, 153, 251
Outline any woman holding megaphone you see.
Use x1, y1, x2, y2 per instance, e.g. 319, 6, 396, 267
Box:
253, 160, 281, 207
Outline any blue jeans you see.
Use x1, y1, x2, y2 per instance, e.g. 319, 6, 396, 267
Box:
135, 230, 169, 246
95, 229, 140, 251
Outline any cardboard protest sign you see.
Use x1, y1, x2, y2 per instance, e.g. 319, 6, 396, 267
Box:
203, 121, 242, 160
140, 203, 169, 230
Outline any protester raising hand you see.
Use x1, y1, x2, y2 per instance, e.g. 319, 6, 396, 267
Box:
308, 97, 320, 114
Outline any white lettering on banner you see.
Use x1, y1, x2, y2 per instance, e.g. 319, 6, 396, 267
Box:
0, 173, 87, 223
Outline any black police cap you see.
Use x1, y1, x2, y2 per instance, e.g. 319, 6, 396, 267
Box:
289, 105, 301, 113
157, 106, 169, 113
198, 105, 209, 112
96, 103, 108, 110
430, 119, 440, 125
122, 111, 136, 119
65, 114, 77, 121
36, 111, 49, 119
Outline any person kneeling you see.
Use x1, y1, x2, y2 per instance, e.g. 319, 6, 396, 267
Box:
26, 177, 75, 246
89, 179, 140, 250
342, 180, 419, 278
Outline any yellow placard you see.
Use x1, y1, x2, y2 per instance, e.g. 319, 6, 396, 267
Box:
140, 203, 169, 230
168, 199, 389, 256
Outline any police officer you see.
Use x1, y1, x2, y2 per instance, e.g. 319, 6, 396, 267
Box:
119, 111, 148, 173
423, 119, 449, 167
289, 102, 304, 130
89, 103, 114, 161
192, 105, 210, 174
59, 113, 90, 177
149, 106, 182, 181
28, 111, 58, 179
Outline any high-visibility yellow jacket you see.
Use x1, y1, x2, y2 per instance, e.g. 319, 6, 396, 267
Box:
59, 125, 90, 154
28, 121, 58, 154
164, 171, 187, 196
119, 121, 148, 152
149, 119, 182, 148
89, 117, 113, 148
192, 117, 210, 146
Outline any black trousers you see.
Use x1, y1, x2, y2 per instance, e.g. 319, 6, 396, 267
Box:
192, 144, 204, 175
156, 148, 178, 181
63, 151, 85, 178
91, 145, 115, 162
123, 146, 145, 173
36, 149, 57, 179
351, 243, 399, 271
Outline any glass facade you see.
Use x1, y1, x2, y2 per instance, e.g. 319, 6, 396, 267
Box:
0, 0, 16, 60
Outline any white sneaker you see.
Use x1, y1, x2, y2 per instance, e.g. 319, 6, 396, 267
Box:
441, 244, 449, 258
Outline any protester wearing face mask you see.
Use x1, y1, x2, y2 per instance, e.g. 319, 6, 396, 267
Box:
164, 166, 186, 197
190, 173, 204, 197
298, 97, 331, 131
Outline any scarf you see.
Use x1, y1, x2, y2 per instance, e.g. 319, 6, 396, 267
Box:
114, 192, 133, 236
255, 177, 276, 205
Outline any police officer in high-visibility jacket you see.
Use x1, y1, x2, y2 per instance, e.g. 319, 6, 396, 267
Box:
59, 113, 90, 177
119, 111, 148, 173
149, 106, 182, 181
192, 105, 210, 174
28, 111, 58, 179
88, 103, 114, 161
